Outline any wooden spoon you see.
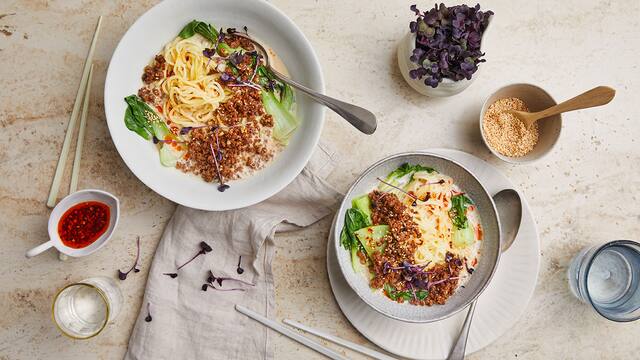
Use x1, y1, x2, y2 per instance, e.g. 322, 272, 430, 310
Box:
507, 86, 616, 128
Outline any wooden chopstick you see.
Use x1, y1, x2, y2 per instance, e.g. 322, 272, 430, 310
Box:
235, 305, 348, 360
283, 319, 397, 360
46, 16, 102, 208
69, 64, 94, 194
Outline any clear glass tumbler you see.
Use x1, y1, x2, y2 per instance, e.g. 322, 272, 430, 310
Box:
52, 276, 123, 339
568, 240, 640, 322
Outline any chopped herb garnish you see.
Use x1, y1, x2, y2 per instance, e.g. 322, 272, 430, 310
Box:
117, 236, 141, 280
383, 283, 413, 301
209, 128, 229, 192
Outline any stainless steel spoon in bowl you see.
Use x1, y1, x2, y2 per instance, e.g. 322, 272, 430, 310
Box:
233, 33, 377, 135
447, 189, 522, 360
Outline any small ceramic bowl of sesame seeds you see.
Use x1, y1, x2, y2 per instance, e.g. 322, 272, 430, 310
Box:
480, 83, 562, 164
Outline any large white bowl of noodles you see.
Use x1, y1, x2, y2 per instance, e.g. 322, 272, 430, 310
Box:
105, 0, 324, 210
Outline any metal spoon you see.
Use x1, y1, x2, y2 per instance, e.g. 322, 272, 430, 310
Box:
447, 189, 522, 360
506, 86, 615, 129
233, 33, 377, 135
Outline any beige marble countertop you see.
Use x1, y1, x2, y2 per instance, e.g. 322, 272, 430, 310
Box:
1, 0, 640, 359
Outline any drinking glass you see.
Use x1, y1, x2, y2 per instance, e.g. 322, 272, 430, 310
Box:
568, 240, 640, 322
52, 276, 123, 339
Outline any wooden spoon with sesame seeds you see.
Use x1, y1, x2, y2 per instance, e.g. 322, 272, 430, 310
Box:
506, 86, 616, 129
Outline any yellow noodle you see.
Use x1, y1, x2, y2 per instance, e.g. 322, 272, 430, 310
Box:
161, 36, 225, 127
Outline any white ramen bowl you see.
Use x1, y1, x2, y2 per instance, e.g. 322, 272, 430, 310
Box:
334, 152, 502, 323
105, 0, 325, 210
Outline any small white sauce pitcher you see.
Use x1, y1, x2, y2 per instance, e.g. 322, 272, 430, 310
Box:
25, 189, 120, 258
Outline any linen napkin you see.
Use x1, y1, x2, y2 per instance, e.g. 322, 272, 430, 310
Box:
125, 143, 342, 360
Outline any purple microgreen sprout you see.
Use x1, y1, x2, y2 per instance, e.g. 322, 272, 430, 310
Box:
207, 270, 255, 287
376, 177, 419, 206
409, 282, 418, 302
118, 236, 141, 280
176, 241, 212, 270
465, 262, 475, 274
203, 47, 216, 68
144, 302, 152, 322
164, 241, 213, 279
227, 79, 262, 92
428, 276, 459, 289
228, 51, 245, 67
209, 128, 230, 192
201, 283, 246, 292
236, 255, 245, 274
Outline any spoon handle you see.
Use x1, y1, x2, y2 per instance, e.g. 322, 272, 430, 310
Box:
534, 86, 615, 119
447, 300, 477, 360
269, 68, 377, 135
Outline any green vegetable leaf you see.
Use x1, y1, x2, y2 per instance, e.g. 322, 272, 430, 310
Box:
449, 194, 474, 229
416, 290, 429, 300
123, 95, 173, 141
387, 163, 435, 181
179, 20, 219, 43
178, 20, 199, 39
124, 106, 151, 140
384, 283, 398, 300
379, 163, 436, 192
340, 207, 372, 252
340, 227, 351, 250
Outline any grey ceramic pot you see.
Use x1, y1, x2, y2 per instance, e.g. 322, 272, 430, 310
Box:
333, 151, 502, 323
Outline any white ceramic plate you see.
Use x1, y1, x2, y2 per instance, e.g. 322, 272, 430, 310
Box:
327, 148, 540, 359
105, 0, 324, 210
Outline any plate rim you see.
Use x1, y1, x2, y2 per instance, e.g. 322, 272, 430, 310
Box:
326, 148, 541, 359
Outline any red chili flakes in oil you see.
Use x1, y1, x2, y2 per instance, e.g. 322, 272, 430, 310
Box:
58, 201, 110, 248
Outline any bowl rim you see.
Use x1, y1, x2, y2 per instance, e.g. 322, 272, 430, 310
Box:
103, 0, 325, 211
333, 150, 502, 323
479, 83, 563, 164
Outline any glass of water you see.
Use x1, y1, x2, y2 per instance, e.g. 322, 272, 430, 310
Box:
568, 240, 640, 322
52, 276, 123, 339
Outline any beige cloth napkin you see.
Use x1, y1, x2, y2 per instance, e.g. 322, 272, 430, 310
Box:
125, 143, 342, 360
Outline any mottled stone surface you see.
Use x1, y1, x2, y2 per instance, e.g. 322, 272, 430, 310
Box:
1, 0, 639, 359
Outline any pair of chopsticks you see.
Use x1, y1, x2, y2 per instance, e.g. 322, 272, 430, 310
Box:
235, 305, 396, 360
46, 16, 102, 208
